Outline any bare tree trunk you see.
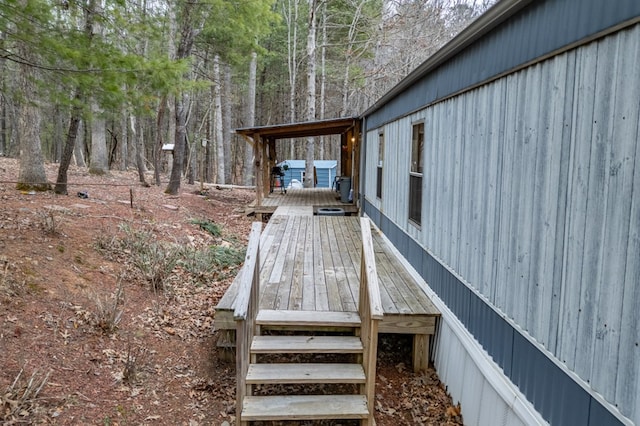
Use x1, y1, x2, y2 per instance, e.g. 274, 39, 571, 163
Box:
244, 51, 257, 185
130, 115, 148, 185
186, 136, 195, 185
16, 49, 49, 191
342, 0, 365, 118
0, 91, 8, 157
0, 30, 8, 157
50, 0, 93, 182
86, 0, 108, 176
73, 120, 86, 167
55, 95, 82, 194
213, 55, 224, 184
52, 106, 63, 163
166, 92, 189, 194
304, 0, 317, 188
319, 1, 327, 159
206, 84, 213, 182
154, 95, 166, 185
166, 3, 177, 179
120, 110, 128, 170
89, 100, 109, 175
165, 0, 197, 195
286, 0, 300, 160
223, 63, 232, 183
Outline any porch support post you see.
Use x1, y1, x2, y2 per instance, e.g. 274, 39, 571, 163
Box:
255, 135, 263, 207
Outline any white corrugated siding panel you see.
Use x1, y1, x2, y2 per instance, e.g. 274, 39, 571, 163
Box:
434, 318, 539, 426
364, 23, 640, 424
595, 27, 640, 421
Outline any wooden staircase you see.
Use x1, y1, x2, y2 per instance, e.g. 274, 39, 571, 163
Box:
242, 309, 368, 422
233, 219, 383, 425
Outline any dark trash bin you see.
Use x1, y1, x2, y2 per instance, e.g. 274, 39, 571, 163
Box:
339, 177, 351, 203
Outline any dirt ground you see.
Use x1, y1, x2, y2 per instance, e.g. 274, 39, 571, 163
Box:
0, 157, 463, 425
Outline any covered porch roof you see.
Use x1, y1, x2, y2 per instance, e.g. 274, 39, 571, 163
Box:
235, 117, 362, 212
235, 117, 358, 141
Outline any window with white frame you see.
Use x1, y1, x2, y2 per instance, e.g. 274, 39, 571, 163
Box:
409, 122, 423, 225
376, 132, 384, 199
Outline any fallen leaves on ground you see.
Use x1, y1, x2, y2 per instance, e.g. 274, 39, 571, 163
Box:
0, 157, 462, 425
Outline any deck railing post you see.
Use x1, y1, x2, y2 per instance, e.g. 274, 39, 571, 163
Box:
359, 218, 384, 425
233, 222, 262, 426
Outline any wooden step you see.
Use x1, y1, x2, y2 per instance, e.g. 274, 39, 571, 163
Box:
256, 309, 361, 327
241, 394, 369, 421
251, 335, 363, 354
246, 363, 365, 385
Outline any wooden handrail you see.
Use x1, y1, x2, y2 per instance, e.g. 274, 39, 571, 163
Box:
359, 218, 384, 320
233, 221, 263, 321
233, 222, 262, 426
358, 217, 383, 425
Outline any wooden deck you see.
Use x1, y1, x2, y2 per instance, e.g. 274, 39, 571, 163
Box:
251, 188, 359, 216
216, 209, 440, 371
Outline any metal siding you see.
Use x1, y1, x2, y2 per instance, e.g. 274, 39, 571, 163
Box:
445, 326, 468, 410
442, 270, 471, 328
371, 204, 380, 226
468, 294, 514, 378
572, 32, 611, 384
518, 64, 540, 337
584, 31, 622, 400
367, 205, 627, 426
481, 81, 503, 302
460, 359, 485, 425
397, 227, 408, 261
616, 151, 640, 426
407, 238, 421, 273
614, 25, 640, 423
589, 397, 630, 426
495, 72, 519, 317
433, 295, 542, 426
547, 49, 575, 356
365, 0, 640, 130
380, 213, 390, 237
512, 332, 591, 426
363, 23, 640, 426
458, 93, 472, 280
422, 250, 436, 293
557, 44, 594, 371
455, 276, 471, 328
534, 53, 569, 351
363, 199, 371, 220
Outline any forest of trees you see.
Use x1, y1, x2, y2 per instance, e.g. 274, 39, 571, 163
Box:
0, 0, 495, 193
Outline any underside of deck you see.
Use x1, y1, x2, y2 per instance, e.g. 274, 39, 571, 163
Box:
216, 208, 440, 371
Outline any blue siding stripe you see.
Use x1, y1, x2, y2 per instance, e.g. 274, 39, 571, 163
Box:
363, 199, 624, 426
365, 0, 640, 130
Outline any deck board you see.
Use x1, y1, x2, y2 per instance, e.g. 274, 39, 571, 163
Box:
327, 217, 357, 312
312, 218, 330, 310
260, 188, 343, 207
250, 188, 359, 217
301, 216, 315, 310
216, 214, 439, 339
320, 216, 342, 311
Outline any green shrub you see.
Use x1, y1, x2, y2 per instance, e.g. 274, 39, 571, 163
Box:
190, 219, 222, 237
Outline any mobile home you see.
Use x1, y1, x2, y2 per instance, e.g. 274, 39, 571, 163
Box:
360, 0, 640, 424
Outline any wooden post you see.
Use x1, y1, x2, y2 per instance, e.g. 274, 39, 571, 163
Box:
255, 136, 263, 207
412, 334, 430, 372
358, 218, 384, 425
